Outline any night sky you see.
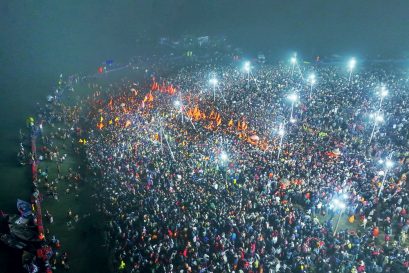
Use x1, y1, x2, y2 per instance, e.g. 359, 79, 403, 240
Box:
1, 0, 409, 78
0, 0, 409, 150
0, 0, 408, 133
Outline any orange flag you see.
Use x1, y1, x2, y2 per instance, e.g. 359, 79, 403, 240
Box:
241, 120, 248, 130
216, 114, 222, 126
108, 98, 113, 109
228, 119, 234, 127
209, 110, 216, 120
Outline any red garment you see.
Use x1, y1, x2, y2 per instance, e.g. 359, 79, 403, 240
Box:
36, 249, 44, 259
251, 242, 256, 253
372, 227, 379, 237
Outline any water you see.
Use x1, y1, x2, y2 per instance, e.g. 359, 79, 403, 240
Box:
0, 79, 111, 273
0, 2, 141, 272
0, 48, 152, 271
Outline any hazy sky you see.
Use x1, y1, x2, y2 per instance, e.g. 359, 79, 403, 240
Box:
1, 1, 409, 65
1, 0, 409, 86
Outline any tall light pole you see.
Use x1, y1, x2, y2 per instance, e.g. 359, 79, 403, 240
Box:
331, 197, 347, 235
290, 57, 297, 77
277, 123, 285, 160
378, 85, 388, 109
220, 151, 229, 187
160, 119, 175, 161
378, 158, 394, 197
158, 115, 164, 154
174, 96, 196, 130
244, 61, 251, 88
174, 100, 183, 123
308, 73, 316, 99
209, 77, 218, 101
368, 86, 388, 144
348, 58, 356, 83
368, 112, 384, 144
288, 93, 298, 123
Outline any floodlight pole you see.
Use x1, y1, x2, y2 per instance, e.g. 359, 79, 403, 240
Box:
290, 101, 295, 121
277, 124, 285, 160
291, 60, 296, 77
164, 133, 175, 161
378, 155, 393, 198
378, 168, 389, 198
159, 116, 164, 154
308, 75, 315, 100
333, 207, 346, 236
179, 92, 184, 123
369, 122, 377, 145
247, 71, 250, 88
379, 95, 384, 109
348, 59, 356, 84
296, 62, 304, 81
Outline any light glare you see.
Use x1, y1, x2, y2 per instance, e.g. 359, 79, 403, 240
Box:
385, 160, 393, 168
209, 78, 218, 86
332, 198, 346, 210
288, 93, 298, 102
309, 74, 316, 84
349, 58, 356, 70
374, 114, 384, 123
380, 86, 388, 97
243, 61, 251, 72
220, 152, 228, 161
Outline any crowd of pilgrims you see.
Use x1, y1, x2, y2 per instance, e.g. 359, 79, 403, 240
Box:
82, 60, 409, 273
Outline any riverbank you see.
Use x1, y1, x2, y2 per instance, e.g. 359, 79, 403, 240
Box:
19, 60, 162, 272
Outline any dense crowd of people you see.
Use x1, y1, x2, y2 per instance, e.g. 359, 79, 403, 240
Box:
76, 59, 409, 273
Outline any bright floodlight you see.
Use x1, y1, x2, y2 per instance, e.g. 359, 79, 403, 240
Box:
243, 61, 251, 72
332, 198, 346, 210
291, 57, 297, 64
380, 86, 388, 97
290, 118, 296, 123
385, 159, 393, 169
348, 58, 356, 70
288, 93, 298, 102
309, 73, 316, 84
209, 78, 218, 86
278, 128, 285, 136
174, 100, 181, 107
220, 151, 228, 161
374, 113, 384, 123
